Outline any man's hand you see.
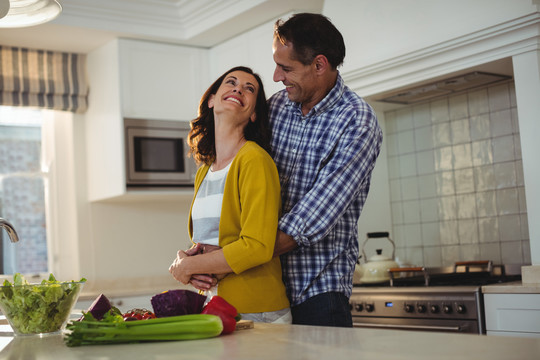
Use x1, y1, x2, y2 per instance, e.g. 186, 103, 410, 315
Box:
273, 230, 298, 257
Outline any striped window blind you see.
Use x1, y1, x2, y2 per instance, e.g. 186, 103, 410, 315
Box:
0, 46, 88, 113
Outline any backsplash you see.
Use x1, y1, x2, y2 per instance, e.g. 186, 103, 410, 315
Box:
384, 81, 530, 267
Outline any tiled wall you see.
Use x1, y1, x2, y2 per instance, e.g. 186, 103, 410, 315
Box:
385, 81, 530, 267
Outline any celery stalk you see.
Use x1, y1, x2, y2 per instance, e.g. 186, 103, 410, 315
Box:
65, 314, 223, 347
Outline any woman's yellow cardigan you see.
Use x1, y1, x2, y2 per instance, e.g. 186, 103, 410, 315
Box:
188, 141, 290, 313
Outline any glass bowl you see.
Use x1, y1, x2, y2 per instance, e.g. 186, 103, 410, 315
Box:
0, 280, 84, 336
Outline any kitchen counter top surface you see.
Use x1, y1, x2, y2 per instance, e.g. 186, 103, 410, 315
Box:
482, 281, 540, 294
0, 322, 538, 359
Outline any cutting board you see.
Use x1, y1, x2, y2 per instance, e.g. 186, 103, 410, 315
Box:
235, 319, 254, 330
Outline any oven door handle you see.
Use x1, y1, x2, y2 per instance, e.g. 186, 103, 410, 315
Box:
353, 322, 465, 332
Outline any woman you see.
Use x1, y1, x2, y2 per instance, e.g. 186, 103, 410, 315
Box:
169, 66, 291, 323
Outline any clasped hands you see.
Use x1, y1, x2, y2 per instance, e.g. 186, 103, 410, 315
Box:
168, 243, 222, 291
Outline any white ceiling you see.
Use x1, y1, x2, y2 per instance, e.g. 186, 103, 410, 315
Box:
0, 0, 324, 53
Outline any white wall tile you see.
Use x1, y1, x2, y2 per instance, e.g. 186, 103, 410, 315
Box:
403, 200, 421, 223
422, 222, 441, 246
459, 244, 481, 261
493, 162, 517, 189
431, 99, 449, 123
470, 114, 491, 141
389, 178, 402, 201
403, 223, 422, 246
468, 88, 489, 116
449, 93, 469, 120
456, 194, 476, 219
423, 246, 442, 267
499, 214, 522, 241
500, 240, 523, 264
401, 177, 419, 200
474, 164, 496, 191
413, 103, 431, 127
420, 198, 439, 222
458, 219, 479, 244
399, 153, 417, 177
492, 135, 515, 163
454, 168, 475, 194
478, 217, 499, 243
414, 126, 433, 151
432, 122, 452, 147
438, 196, 457, 220
416, 150, 435, 175
453, 143, 472, 169
391, 201, 404, 225
441, 245, 461, 265
434, 146, 453, 171
386, 133, 399, 156
398, 129, 415, 153
396, 108, 414, 131
471, 139, 493, 166
385, 111, 398, 134
479, 243, 502, 263
488, 83, 510, 112
436, 171, 455, 196
418, 174, 437, 198
476, 190, 497, 217
450, 118, 470, 144
490, 109, 513, 137
496, 188, 520, 215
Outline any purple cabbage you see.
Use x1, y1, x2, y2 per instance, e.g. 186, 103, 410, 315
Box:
151, 290, 207, 318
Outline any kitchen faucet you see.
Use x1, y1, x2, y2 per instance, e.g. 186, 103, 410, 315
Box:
0, 218, 20, 243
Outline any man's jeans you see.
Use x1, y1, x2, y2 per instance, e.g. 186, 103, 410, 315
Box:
291, 291, 353, 327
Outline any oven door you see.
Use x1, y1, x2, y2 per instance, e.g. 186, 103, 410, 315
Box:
352, 317, 479, 334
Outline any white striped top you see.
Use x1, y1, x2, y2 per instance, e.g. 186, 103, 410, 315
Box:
191, 162, 232, 246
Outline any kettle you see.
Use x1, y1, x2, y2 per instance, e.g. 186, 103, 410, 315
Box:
359, 232, 398, 284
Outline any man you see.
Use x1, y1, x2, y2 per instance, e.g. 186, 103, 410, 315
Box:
268, 13, 383, 327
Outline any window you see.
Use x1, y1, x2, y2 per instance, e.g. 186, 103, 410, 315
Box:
0, 106, 49, 275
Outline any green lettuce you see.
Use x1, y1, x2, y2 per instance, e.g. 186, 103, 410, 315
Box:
0, 273, 86, 334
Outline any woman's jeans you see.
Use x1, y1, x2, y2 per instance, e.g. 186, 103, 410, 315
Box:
291, 291, 353, 327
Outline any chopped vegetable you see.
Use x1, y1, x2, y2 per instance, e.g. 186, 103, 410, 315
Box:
65, 313, 223, 346
201, 296, 238, 335
123, 308, 156, 321
150, 289, 206, 318
86, 294, 112, 320
0, 273, 85, 335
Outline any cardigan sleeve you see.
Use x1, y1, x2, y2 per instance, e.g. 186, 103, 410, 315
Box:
222, 144, 281, 274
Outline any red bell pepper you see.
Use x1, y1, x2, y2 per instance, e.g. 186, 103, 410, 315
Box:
200, 296, 238, 335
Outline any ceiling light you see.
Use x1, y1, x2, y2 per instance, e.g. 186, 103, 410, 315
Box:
0, 0, 62, 28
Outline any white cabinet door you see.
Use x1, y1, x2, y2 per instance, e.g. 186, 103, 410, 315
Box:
484, 293, 540, 338
119, 39, 208, 121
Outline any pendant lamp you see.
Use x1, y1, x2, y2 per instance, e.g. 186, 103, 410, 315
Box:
0, 0, 62, 28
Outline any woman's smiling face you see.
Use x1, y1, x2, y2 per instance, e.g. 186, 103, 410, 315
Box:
209, 70, 259, 124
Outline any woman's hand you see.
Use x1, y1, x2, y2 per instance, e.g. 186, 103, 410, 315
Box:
168, 250, 192, 284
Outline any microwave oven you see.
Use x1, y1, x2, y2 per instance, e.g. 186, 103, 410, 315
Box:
124, 118, 197, 187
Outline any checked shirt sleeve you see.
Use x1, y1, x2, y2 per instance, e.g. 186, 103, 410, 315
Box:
279, 107, 382, 247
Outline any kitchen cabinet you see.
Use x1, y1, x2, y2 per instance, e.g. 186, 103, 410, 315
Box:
84, 39, 207, 201
484, 293, 540, 338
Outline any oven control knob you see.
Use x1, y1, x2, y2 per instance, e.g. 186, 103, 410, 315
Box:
404, 304, 414, 313
430, 305, 440, 313
365, 303, 374, 312
443, 305, 453, 314
355, 303, 364, 312
417, 304, 426, 313
456, 304, 466, 314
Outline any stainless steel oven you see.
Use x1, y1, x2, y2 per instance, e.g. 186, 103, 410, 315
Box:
350, 261, 521, 334
124, 118, 196, 187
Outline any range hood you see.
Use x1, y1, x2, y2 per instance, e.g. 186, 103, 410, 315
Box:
378, 71, 512, 104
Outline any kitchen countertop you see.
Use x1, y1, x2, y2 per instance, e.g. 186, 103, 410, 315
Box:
0, 323, 538, 359
482, 281, 540, 294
